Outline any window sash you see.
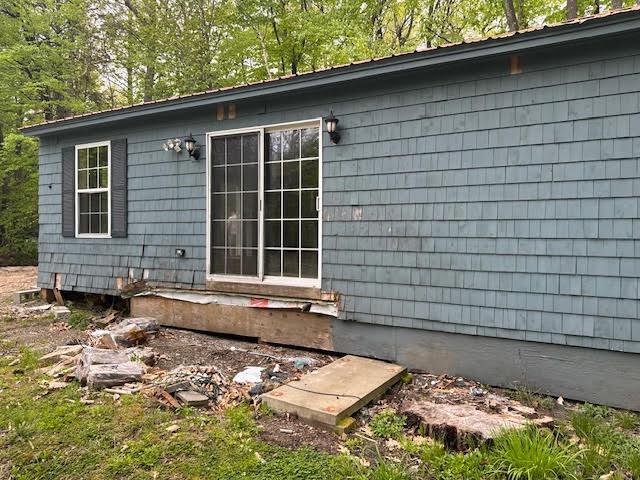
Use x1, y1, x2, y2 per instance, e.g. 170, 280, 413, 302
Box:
207, 120, 322, 287
75, 141, 111, 238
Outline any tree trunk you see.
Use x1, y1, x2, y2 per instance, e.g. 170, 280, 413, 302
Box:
503, 0, 519, 31
143, 65, 154, 102
566, 0, 577, 19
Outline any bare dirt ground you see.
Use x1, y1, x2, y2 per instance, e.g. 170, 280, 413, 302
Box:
0, 266, 565, 456
0, 266, 345, 452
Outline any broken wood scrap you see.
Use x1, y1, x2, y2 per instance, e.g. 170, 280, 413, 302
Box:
38, 345, 83, 366
53, 288, 64, 306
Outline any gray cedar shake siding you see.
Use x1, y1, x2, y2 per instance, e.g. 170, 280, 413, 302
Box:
27, 11, 640, 408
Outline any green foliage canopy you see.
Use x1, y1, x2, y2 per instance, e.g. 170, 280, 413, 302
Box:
0, 0, 636, 265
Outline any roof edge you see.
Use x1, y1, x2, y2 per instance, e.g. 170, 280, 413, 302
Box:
22, 8, 640, 137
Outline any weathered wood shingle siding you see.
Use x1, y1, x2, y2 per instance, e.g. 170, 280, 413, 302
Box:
38, 38, 640, 353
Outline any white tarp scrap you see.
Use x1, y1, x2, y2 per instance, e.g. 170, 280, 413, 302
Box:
135, 290, 339, 317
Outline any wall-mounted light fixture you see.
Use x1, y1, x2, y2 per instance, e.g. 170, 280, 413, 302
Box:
184, 133, 200, 160
325, 110, 340, 144
162, 138, 182, 152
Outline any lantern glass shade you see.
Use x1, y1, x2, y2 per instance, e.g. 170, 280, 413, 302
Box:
185, 134, 196, 153
325, 111, 338, 133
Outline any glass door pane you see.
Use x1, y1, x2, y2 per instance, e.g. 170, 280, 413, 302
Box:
210, 133, 260, 276
264, 126, 319, 279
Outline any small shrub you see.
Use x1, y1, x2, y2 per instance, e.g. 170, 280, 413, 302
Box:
489, 426, 579, 480
370, 409, 406, 439
67, 310, 93, 330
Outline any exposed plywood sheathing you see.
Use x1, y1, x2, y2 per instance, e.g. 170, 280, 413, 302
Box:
130, 295, 334, 351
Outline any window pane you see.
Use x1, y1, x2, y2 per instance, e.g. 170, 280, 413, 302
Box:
301, 128, 319, 158
283, 221, 299, 247
212, 138, 225, 165
265, 220, 281, 247
226, 220, 241, 250
78, 149, 88, 169
301, 190, 318, 218
79, 214, 89, 234
212, 166, 225, 192
98, 145, 108, 167
243, 164, 258, 191
212, 248, 225, 274
99, 167, 108, 188
88, 147, 98, 168
267, 132, 281, 161
100, 214, 108, 233
282, 129, 300, 160
227, 193, 240, 219
79, 193, 89, 213
227, 136, 241, 164
301, 159, 318, 188
301, 221, 318, 248
265, 163, 281, 190
99, 192, 108, 212
265, 192, 280, 219
242, 249, 258, 276
243, 192, 258, 219
283, 191, 299, 218
243, 221, 258, 248
283, 161, 299, 189
212, 221, 225, 247
90, 213, 100, 234
226, 248, 241, 275
301, 251, 318, 278
88, 169, 98, 189
212, 194, 225, 219
227, 165, 241, 192
78, 170, 87, 189
265, 250, 281, 276
283, 250, 299, 277
243, 134, 258, 163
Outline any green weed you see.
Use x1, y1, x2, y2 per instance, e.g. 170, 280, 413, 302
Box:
66, 309, 93, 329
489, 426, 579, 480
370, 409, 406, 439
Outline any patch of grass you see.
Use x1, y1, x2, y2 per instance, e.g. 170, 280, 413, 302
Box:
416, 439, 489, 480
66, 308, 93, 329
15, 346, 39, 372
509, 385, 556, 411
613, 411, 639, 430
370, 409, 406, 439
488, 426, 579, 480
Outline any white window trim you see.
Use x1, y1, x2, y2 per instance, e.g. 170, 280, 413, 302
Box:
205, 118, 323, 288
75, 140, 112, 238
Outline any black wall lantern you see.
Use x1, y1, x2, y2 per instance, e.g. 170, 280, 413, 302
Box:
184, 133, 200, 160
325, 111, 340, 144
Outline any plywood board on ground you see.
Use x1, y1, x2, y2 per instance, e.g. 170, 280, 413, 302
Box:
262, 355, 406, 426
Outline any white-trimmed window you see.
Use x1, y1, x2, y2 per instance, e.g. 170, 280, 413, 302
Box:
207, 119, 322, 287
76, 141, 110, 237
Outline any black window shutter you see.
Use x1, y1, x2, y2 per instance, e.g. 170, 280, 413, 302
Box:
111, 138, 128, 238
61, 146, 75, 237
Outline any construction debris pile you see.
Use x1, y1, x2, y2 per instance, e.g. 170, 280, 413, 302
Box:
35, 312, 317, 409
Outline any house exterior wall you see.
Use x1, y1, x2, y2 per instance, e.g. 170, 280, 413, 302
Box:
38, 38, 640, 355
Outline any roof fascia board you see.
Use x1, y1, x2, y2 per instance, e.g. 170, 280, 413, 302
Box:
22, 13, 640, 137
